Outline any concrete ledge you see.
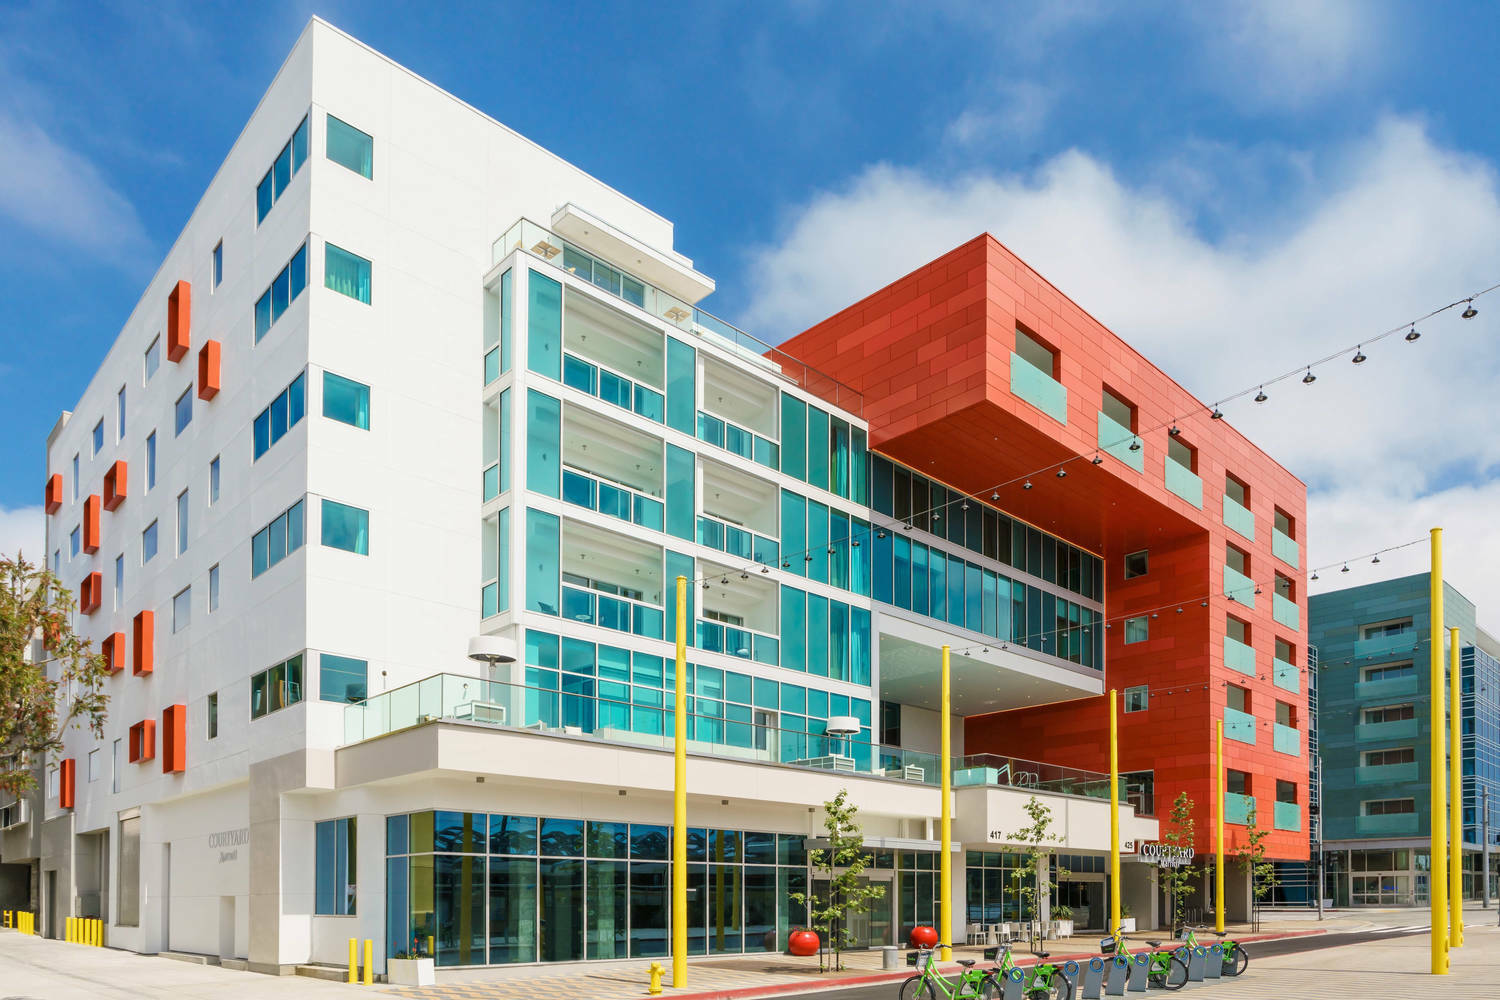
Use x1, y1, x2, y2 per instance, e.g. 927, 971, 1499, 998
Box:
296, 963, 353, 982
158, 950, 220, 966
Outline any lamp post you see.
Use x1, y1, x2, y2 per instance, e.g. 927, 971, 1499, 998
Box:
1449, 627, 1463, 947
1109, 688, 1121, 939
1215, 720, 1225, 934
939, 645, 952, 962
672, 575, 687, 989
1428, 528, 1449, 975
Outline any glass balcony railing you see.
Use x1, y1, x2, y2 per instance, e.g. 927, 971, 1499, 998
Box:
1273, 722, 1301, 756
1010, 354, 1067, 424
1273, 657, 1300, 693
696, 411, 779, 471
1273, 801, 1301, 832
483, 462, 500, 502
1355, 631, 1417, 660
1273, 593, 1300, 630
1224, 707, 1257, 745
1357, 761, 1419, 785
1225, 792, 1254, 825
561, 584, 665, 640
493, 218, 865, 416
1357, 717, 1419, 742
695, 619, 779, 666
562, 467, 664, 533
1222, 496, 1255, 541
1272, 527, 1299, 568
1355, 674, 1418, 701
563, 353, 665, 424
1224, 636, 1256, 676
1166, 457, 1203, 509
1356, 813, 1418, 836
1096, 411, 1143, 472
1223, 565, 1256, 609
954, 754, 1127, 807
696, 515, 778, 566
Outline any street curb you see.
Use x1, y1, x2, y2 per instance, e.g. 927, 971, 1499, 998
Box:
664, 930, 1326, 1000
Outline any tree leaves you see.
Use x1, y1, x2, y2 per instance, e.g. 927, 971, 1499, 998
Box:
788, 789, 887, 972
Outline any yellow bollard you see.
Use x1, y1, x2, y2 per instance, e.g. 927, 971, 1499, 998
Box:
648, 961, 664, 995
426, 935, 434, 958
92, 919, 100, 947
363, 939, 373, 986
348, 938, 358, 984
68, 916, 76, 943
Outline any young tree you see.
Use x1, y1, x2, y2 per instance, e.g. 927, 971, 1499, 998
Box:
1006, 795, 1068, 951
1160, 792, 1197, 936
1, 556, 109, 797
1234, 805, 1278, 932
790, 789, 886, 972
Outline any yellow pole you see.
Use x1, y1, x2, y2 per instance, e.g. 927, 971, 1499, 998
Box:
1449, 626, 1463, 946
1429, 528, 1449, 974
1109, 688, 1121, 938
672, 574, 688, 989
940, 645, 952, 962
348, 937, 358, 984
1216, 720, 1225, 933
364, 938, 374, 985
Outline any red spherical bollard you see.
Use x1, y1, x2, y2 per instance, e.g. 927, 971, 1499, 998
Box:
909, 925, 939, 950
788, 928, 820, 956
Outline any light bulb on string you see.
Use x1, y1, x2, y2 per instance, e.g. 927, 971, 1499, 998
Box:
1302, 367, 1316, 385
1462, 299, 1478, 319
1352, 347, 1366, 364
1405, 326, 1420, 343
1255, 387, 1268, 403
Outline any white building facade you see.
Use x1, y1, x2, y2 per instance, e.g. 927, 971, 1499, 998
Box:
12, 19, 1157, 976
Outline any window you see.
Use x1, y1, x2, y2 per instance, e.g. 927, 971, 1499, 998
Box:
252, 372, 307, 459
1276, 780, 1297, 804
209, 564, 220, 612
320, 653, 368, 704
1225, 543, 1248, 575
212, 241, 223, 289
92, 419, 104, 456
1275, 637, 1295, 663
117, 386, 126, 440
47, 767, 58, 799
1123, 615, 1148, 644
176, 489, 189, 554
1360, 617, 1413, 640
1274, 508, 1295, 538
255, 114, 308, 223
1227, 615, 1249, 643
1101, 386, 1136, 432
112, 739, 121, 794
251, 500, 305, 577
210, 456, 220, 504
1225, 473, 1248, 507
1275, 701, 1296, 727
1123, 550, 1148, 579
322, 371, 370, 429
70, 526, 80, 558
1363, 798, 1415, 816
321, 499, 369, 555
1363, 704, 1415, 725
880, 700, 901, 746
326, 115, 373, 178
315, 817, 357, 915
118, 815, 140, 925
144, 336, 160, 382
1363, 747, 1415, 767
1226, 684, 1249, 713
1014, 325, 1058, 378
1363, 662, 1415, 683
146, 431, 157, 491
114, 554, 124, 611
72, 453, 79, 500
1274, 573, 1293, 600
325, 243, 371, 304
1124, 685, 1149, 713
172, 586, 191, 633
1167, 434, 1196, 472
88, 748, 99, 782
253, 242, 309, 342
1227, 769, 1251, 795
207, 692, 218, 740
174, 387, 193, 435
250, 653, 304, 718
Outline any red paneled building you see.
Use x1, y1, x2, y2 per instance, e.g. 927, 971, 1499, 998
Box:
783, 235, 1310, 862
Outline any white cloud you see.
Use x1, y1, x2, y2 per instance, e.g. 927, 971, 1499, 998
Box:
0, 505, 45, 565
945, 81, 1057, 147
1193, 0, 1384, 107
741, 115, 1500, 612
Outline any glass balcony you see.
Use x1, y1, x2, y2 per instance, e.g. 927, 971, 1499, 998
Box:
561, 584, 665, 640
1223, 565, 1256, 609
1355, 631, 1417, 660
1096, 411, 1143, 472
1225, 792, 1254, 825
1355, 674, 1418, 701
696, 515, 778, 566
1273, 593, 1299, 630
1010, 354, 1067, 424
483, 463, 500, 502
696, 411, 779, 472
695, 619, 779, 666
1165, 457, 1203, 509
1224, 707, 1256, 745
1273, 723, 1300, 756
1224, 636, 1256, 676
494, 218, 865, 416
1273, 657, 1299, 693
1356, 813, 1419, 836
1222, 495, 1255, 541
955, 754, 1126, 806
562, 467, 664, 534
1273, 801, 1301, 832
562, 353, 665, 424
1356, 718, 1419, 742
1272, 527, 1299, 568
1357, 761, 1419, 785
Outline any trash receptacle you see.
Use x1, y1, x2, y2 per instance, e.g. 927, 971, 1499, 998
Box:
882, 947, 902, 971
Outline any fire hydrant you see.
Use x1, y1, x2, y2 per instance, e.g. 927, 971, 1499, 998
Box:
647, 961, 665, 995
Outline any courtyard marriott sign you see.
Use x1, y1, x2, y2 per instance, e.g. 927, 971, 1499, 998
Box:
1140, 842, 1193, 868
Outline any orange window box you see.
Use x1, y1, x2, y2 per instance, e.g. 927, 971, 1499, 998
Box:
103, 460, 128, 510
132, 609, 155, 675
167, 280, 191, 361
128, 719, 156, 763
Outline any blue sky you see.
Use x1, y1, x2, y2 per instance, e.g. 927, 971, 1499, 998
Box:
3, 1, 1499, 608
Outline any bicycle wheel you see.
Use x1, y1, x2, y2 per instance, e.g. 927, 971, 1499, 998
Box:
900, 975, 937, 1000
1224, 947, 1248, 976
1026, 973, 1071, 1000
1163, 956, 1188, 991
978, 974, 1003, 1000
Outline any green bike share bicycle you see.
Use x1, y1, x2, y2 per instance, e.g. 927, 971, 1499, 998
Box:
1179, 926, 1249, 976
1103, 932, 1188, 990
898, 943, 1073, 1000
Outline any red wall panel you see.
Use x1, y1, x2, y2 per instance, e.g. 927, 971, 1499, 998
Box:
82, 494, 101, 553
60, 758, 75, 809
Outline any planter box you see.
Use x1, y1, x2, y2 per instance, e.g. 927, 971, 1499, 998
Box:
388, 958, 434, 986
1055, 920, 1074, 938
1118, 918, 1136, 933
